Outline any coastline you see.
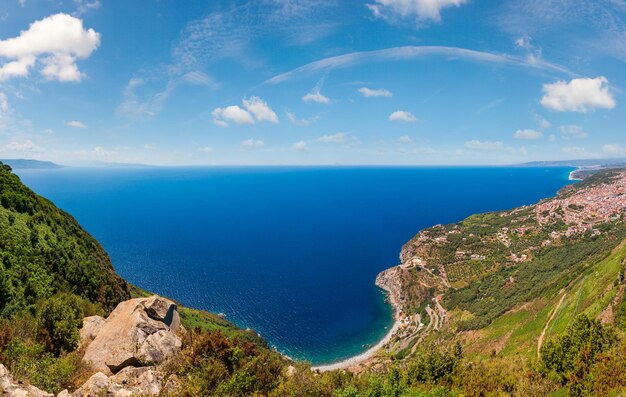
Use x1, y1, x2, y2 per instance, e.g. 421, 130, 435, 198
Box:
312, 276, 402, 372
568, 166, 583, 181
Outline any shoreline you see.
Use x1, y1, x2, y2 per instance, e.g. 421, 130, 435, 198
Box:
312, 278, 402, 372
568, 166, 583, 181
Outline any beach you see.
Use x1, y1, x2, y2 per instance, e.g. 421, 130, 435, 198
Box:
312, 317, 401, 372
313, 271, 403, 372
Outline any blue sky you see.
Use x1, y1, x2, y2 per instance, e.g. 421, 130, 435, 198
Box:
0, 0, 624, 165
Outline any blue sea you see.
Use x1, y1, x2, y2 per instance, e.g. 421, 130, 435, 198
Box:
15, 166, 573, 364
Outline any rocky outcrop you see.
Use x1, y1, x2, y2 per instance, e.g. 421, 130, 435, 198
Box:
0, 364, 53, 397
82, 295, 182, 375
68, 367, 174, 397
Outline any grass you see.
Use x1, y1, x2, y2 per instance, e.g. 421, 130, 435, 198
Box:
461, 239, 626, 360
128, 283, 250, 336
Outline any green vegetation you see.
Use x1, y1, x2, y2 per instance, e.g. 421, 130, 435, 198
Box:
0, 162, 129, 316
541, 315, 616, 387
448, 227, 626, 330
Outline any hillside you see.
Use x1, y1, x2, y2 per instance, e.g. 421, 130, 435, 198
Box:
0, 162, 128, 315
377, 169, 626, 362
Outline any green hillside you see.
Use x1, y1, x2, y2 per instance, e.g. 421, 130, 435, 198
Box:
0, 162, 129, 316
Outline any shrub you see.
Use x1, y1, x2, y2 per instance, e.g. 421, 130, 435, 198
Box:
37, 293, 84, 355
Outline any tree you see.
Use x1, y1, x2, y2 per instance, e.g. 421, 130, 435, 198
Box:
541, 314, 617, 385
37, 293, 84, 355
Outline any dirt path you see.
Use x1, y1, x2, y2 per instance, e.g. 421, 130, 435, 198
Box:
537, 292, 567, 359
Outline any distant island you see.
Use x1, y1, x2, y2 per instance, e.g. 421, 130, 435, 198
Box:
0, 159, 64, 169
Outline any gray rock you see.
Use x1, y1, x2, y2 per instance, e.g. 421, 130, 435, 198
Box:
144, 296, 180, 332
71, 372, 109, 397
81, 296, 182, 375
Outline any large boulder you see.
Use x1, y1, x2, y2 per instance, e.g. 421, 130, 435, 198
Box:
81, 296, 182, 375
0, 364, 53, 397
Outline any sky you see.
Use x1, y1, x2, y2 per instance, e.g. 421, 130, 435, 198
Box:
0, 0, 625, 166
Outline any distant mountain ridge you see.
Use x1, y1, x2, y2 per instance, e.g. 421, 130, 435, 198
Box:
520, 158, 626, 168
0, 159, 64, 169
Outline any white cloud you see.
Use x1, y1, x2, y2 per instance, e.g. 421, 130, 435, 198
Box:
212, 97, 277, 126
73, 0, 101, 17
548, 134, 556, 142
65, 120, 87, 129
241, 138, 265, 149
514, 34, 542, 64
389, 110, 417, 122
367, 0, 467, 22
513, 129, 543, 140
559, 125, 588, 140
506, 146, 527, 156
602, 144, 626, 156
0, 13, 100, 82
303, 78, 330, 104
397, 135, 414, 144
266, 46, 572, 85
316, 132, 347, 143
242, 96, 278, 123
0, 92, 13, 130
212, 105, 254, 127
19, 0, 26, 7
315, 132, 360, 147
2, 139, 44, 153
302, 90, 330, 104
465, 140, 503, 151
198, 146, 214, 153
144, 143, 156, 150
562, 146, 586, 156
541, 77, 615, 112
182, 71, 214, 86
75, 145, 129, 160
358, 87, 393, 98
400, 146, 436, 154
292, 140, 308, 152
285, 111, 317, 126
532, 113, 551, 130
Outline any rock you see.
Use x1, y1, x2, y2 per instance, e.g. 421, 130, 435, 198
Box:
71, 372, 109, 397
110, 367, 163, 396
79, 316, 105, 345
138, 330, 182, 364
0, 364, 54, 397
56, 391, 70, 397
144, 296, 180, 333
81, 296, 182, 375
71, 368, 165, 397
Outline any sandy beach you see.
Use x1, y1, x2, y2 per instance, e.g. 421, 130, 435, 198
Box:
312, 317, 401, 372
313, 272, 403, 372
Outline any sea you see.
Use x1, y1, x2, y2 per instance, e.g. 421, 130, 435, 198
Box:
15, 166, 574, 364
